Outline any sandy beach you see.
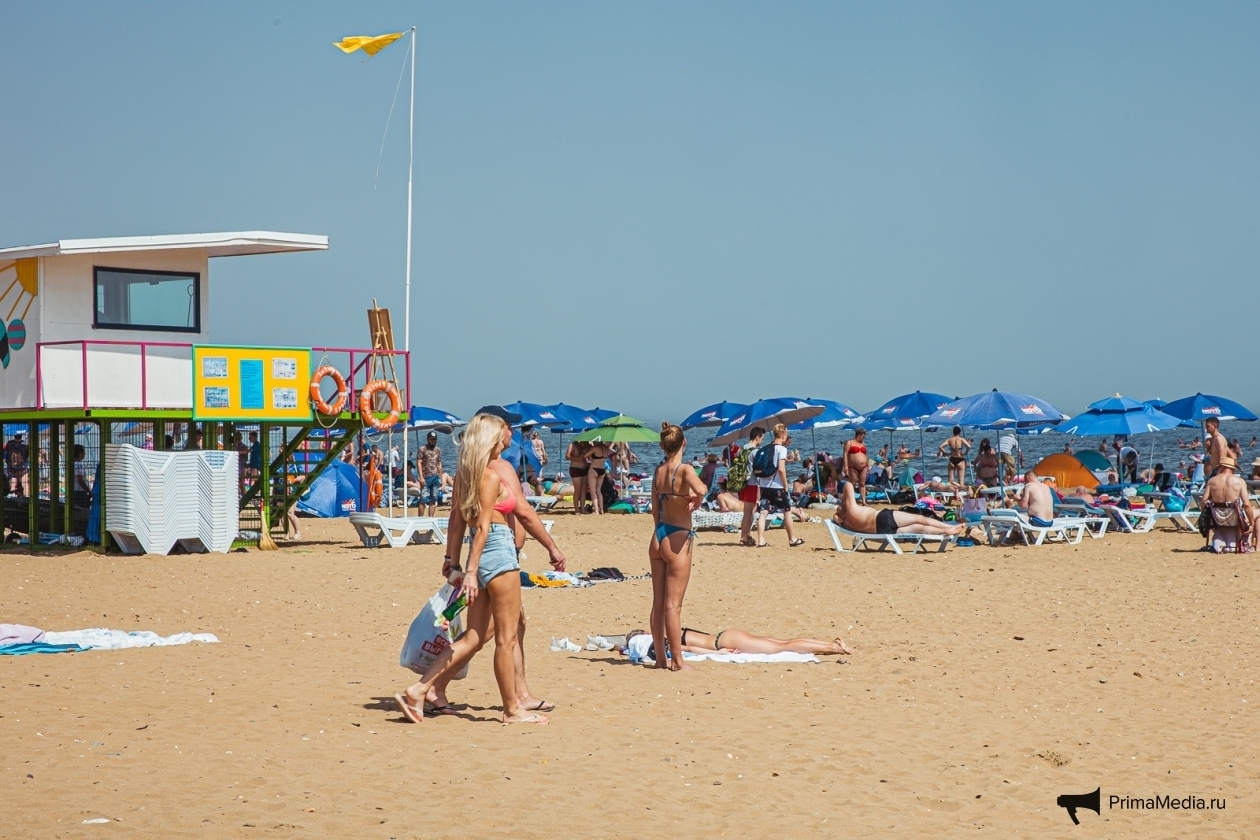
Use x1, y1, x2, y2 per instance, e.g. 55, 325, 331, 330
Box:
0, 512, 1252, 838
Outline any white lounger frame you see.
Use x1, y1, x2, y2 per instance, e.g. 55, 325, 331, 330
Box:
349, 513, 554, 548
825, 519, 952, 554
981, 511, 1088, 546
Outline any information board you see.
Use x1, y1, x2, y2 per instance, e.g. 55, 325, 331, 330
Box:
192, 345, 313, 422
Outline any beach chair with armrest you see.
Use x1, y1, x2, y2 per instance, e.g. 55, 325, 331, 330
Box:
824, 518, 953, 555
349, 513, 446, 548
980, 509, 1088, 546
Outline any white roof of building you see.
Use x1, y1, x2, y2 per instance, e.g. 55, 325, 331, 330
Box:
0, 231, 328, 260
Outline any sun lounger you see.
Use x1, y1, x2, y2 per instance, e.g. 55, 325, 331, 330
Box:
691, 510, 744, 531
981, 510, 1088, 546
349, 513, 447, 548
526, 495, 559, 511
350, 513, 555, 548
824, 519, 952, 554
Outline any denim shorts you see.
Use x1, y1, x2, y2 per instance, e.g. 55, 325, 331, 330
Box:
423, 474, 442, 505
472, 523, 519, 587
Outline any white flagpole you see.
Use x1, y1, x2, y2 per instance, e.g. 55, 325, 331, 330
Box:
401, 26, 416, 513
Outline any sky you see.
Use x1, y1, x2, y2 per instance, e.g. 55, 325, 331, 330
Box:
2, 2, 1258, 423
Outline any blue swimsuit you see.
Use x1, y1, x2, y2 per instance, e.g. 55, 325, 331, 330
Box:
654, 462, 696, 544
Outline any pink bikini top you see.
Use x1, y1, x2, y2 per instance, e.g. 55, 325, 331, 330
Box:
493, 486, 516, 514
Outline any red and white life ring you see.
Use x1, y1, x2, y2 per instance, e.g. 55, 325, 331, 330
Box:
358, 379, 401, 432
310, 365, 349, 415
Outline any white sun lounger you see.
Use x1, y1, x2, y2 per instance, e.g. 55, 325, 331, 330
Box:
350, 513, 555, 548
527, 495, 559, 510
691, 511, 745, 531
981, 511, 1088, 546
824, 519, 952, 554
349, 513, 448, 548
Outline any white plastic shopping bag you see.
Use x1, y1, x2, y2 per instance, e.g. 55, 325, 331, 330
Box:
399, 582, 468, 679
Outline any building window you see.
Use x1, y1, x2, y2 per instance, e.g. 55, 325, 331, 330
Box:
93, 267, 200, 332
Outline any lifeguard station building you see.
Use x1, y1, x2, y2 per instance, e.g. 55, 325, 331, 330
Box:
0, 232, 408, 548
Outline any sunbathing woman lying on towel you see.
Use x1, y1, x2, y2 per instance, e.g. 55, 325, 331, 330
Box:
622, 627, 855, 660
832, 480, 963, 537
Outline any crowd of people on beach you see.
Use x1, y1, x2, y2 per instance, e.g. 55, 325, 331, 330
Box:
388, 406, 1260, 723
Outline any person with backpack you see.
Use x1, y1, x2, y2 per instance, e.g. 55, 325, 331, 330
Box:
754, 423, 804, 548
726, 426, 764, 547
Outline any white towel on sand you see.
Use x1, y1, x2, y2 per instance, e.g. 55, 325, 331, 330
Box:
42, 629, 219, 650
681, 651, 818, 664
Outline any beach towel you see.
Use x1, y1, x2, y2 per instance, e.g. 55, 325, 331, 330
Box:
0, 623, 45, 645
0, 642, 83, 656
625, 634, 818, 665
41, 629, 219, 650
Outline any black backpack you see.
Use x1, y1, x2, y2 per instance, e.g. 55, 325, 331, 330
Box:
751, 443, 778, 478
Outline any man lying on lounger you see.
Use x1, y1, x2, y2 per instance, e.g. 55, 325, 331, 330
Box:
832, 480, 963, 537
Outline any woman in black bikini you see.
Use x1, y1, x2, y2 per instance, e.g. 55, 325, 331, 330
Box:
566, 441, 590, 514
586, 442, 611, 515
648, 422, 708, 671
624, 627, 855, 659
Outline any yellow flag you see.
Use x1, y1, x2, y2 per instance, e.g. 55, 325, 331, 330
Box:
334, 33, 404, 57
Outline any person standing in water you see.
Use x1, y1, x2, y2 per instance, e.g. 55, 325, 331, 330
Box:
648, 422, 708, 671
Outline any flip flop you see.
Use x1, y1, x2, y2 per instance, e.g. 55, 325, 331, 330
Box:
395, 693, 425, 724
788, 539, 805, 547
525, 699, 556, 713
503, 713, 549, 726
424, 702, 458, 717
738, 537, 756, 547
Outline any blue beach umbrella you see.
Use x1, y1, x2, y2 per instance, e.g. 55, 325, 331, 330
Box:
925, 390, 1067, 487
787, 398, 862, 493
862, 391, 952, 478
863, 391, 952, 431
1143, 398, 1168, 410
403, 406, 464, 433
680, 401, 749, 430
502, 402, 571, 429
925, 389, 1067, 430
709, 398, 825, 447
1161, 393, 1258, 423
543, 404, 617, 474
1057, 405, 1184, 437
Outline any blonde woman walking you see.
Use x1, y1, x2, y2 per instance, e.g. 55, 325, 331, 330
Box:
396, 413, 548, 725
648, 422, 708, 670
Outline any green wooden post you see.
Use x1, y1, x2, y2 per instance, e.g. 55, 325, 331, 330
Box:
154, 420, 166, 451
48, 422, 60, 536
26, 421, 36, 543
63, 420, 73, 538
99, 421, 112, 551
259, 422, 271, 539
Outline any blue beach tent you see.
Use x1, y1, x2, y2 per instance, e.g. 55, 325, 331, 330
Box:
296, 460, 366, 518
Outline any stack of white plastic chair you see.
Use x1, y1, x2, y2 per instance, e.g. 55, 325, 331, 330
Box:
105, 444, 239, 554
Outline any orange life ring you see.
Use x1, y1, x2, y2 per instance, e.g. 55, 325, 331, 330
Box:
310, 365, 349, 415
359, 379, 402, 432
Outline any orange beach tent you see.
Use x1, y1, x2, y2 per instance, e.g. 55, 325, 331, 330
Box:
1031, 453, 1099, 491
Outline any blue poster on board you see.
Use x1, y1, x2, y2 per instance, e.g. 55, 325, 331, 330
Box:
240, 359, 264, 410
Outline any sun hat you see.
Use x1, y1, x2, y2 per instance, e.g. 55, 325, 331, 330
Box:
1219, 455, 1238, 471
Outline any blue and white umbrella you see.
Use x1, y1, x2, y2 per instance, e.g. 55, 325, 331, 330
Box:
861, 391, 952, 478
546, 404, 617, 433
502, 402, 571, 428
403, 406, 465, 434
787, 398, 863, 431
1161, 393, 1258, 423
709, 397, 825, 447
862, 391, 952, 432
1057, 404, 1184, 437
680, 401, 749, 430
925, 389, 1067, 430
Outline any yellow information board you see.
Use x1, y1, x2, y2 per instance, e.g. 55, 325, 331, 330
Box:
192, 345, 313, 422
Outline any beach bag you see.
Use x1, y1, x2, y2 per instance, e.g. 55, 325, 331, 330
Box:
751, 443, 778, 479
399, 583, 469, 680
726, 446, 753, 492
1163, 489, 1186, 512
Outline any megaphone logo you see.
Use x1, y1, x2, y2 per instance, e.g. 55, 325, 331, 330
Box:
1056, 787, 1101, 824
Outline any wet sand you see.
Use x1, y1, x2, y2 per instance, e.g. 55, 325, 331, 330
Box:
0, 512, 1253, 838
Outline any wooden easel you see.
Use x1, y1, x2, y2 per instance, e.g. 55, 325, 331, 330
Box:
367, 300, 401, 393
